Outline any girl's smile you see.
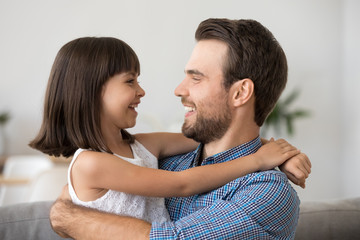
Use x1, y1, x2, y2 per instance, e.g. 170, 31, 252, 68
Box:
101, 72, 145, 131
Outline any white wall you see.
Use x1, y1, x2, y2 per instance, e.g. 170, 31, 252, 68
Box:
341, 0, 360, 198
0, 0, 358, 201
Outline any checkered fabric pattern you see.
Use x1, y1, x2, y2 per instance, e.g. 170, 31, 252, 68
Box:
150, 137, 300, 240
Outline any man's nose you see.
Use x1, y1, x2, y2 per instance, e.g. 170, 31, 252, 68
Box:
174, 78, 188, 97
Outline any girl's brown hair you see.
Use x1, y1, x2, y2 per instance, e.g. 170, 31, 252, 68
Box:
29, 37, 139, 157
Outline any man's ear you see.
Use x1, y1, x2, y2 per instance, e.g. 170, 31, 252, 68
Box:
230, 78, 254, 107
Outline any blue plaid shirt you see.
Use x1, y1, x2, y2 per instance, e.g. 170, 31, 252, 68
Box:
150, 137, 300, 239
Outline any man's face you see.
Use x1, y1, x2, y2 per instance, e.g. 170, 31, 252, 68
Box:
175, 39, 232, 143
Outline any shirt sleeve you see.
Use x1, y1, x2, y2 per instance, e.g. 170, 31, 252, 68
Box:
150, 171, 300, 240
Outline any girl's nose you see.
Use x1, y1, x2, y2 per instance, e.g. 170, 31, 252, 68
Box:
137, 84, 145, 97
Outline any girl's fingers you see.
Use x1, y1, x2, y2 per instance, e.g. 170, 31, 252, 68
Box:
305, 162, 311, 174
279, 144, 298, 155
285, 149, 301, 158
304, 154, 312, 171
295, 164, 309, 179
275, 139, 286, 144
297, 153, 311, 175
282, 145, 298, 152
286, 171, 305, 189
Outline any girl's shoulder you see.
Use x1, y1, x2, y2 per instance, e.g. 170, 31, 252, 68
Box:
133, 133, 160, 158
72, 149, 111, 177
133, 133, 151, 144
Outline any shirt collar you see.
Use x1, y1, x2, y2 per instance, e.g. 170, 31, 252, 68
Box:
192, 136, 262, 166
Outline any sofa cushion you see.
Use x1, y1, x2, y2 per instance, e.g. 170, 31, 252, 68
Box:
1, 197, 359, 239
0, 201, 66, 240
295, 197, 360, 240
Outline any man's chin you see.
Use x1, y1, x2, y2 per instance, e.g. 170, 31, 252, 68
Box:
182, 125, 207, 143
181, 124, 195, 139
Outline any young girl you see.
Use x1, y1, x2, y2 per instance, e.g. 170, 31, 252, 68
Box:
30, 37, 305, 223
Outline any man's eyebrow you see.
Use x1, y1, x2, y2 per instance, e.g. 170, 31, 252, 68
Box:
184, 69, 205, 76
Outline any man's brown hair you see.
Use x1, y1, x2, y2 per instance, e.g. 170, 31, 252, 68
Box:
195, 18, 288, 126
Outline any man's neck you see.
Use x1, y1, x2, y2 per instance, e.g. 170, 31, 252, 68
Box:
201, 125, 259, 160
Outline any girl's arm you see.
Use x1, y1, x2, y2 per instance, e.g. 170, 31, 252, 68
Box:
134, 132, 199, 159
262, 137, 311, 188
280, 152, 311, 188
72, 139, 299, 199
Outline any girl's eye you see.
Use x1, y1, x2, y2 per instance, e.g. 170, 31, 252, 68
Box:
127, 79, 140, 85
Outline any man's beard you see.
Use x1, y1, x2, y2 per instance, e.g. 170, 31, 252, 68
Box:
182, 101, 231, 144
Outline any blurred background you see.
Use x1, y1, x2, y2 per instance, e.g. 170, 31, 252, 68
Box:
0, 0, 359, 204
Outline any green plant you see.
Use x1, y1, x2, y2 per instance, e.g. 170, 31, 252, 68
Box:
262, 89, 310, 137
0, 112, 10, 126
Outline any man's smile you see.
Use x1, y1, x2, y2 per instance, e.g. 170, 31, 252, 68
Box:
184, 106, 196, 118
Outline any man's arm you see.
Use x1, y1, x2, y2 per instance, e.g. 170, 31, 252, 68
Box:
50, 187, 151, 240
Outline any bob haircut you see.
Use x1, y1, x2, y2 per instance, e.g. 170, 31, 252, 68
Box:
30, 37, 139, 157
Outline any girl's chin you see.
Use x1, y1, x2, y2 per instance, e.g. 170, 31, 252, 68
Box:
128, 120, 137, 128
120, 120, 136, 130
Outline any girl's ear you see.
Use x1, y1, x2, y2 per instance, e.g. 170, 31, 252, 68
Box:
230, 78, 254, 107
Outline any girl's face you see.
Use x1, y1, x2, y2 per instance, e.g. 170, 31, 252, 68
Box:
100, 72, 145, 133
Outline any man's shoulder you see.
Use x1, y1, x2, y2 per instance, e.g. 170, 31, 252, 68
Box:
159, 151, 196, 171
233, 169, 299, 202
245, 169, 289, 182
232, 170, 300, 236
242, 170, 294, 189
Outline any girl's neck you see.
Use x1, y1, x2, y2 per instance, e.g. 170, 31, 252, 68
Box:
109, 142, 133, 159
103, 128, 133, 158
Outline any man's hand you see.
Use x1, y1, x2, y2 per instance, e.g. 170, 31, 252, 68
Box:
50, 185, 72, 238
49, 185, 152, 240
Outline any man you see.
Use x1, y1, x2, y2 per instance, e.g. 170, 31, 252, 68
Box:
50, 18, 310, 239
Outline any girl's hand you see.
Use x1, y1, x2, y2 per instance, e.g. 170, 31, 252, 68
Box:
255, 138, 300, 171
279, 153, 311, 189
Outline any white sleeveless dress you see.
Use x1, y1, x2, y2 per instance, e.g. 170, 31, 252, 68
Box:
68, 140, 170, 223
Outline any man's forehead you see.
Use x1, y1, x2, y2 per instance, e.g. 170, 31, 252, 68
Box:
195, 40, 228, 56
185, 40, 227, 76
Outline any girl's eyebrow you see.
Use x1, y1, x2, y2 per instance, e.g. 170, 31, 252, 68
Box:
125, 72, 138, 77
